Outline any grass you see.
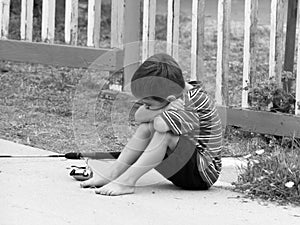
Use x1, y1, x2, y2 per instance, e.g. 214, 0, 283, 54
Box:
1, 1, 299, 206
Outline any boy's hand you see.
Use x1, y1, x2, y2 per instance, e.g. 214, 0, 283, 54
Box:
165, 98, 184, 111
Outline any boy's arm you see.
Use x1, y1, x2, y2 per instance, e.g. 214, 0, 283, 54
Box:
134, 105, 165, 123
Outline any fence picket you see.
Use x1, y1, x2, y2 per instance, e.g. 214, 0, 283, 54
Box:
167, 0, 173, 55
296, 0, 300, 115
269, 0, 285, 86
0, 0, 10, 39
20, 0, 33, 41
142, 0, 156, 61
65, 0, 78, 45
191, 0, 205, 81
111, 0, 124, 48
216, 0, 231, 105
87, 0, 101, 47
242, 0, 258, 108
167, 0, 180, 60
87, 0, 95, 46
42, 0, 56, 43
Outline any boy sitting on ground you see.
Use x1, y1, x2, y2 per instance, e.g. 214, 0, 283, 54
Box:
81, 53, 223, 196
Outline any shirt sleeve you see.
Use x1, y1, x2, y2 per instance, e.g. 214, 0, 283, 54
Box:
160, 109, 200, 136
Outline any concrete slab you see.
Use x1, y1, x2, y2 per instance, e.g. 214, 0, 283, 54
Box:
1, 139, 299, 225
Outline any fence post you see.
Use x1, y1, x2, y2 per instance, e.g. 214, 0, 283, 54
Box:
42, 0, 56, 43
20, 0, 33, 41
167, 0, 180, 61
65, 0, 78, 45
242, 0, 258, 108
191, 0, 205, 81
0, 0, 10, 39
216, 0, 231, 105
142, 0, 156, 62
123, 0, 141, 92
269, 0, 286, 86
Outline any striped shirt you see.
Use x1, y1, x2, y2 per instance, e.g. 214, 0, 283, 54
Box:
160, 81, 223, 187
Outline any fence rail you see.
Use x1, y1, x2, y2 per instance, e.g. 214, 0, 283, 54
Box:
0, 0, 300, 138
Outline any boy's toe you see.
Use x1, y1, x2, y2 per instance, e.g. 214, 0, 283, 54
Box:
80, 180, 95, 188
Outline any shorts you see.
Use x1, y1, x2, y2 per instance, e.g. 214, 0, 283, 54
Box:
155, 135, 210, 190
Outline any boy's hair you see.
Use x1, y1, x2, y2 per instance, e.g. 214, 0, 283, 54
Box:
131, 53, 185, 101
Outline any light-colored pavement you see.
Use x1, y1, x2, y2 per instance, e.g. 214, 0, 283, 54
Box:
1, 139, 299, 225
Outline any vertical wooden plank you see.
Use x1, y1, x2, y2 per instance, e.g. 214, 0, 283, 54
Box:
296, 0, 300, 115
142, 0, 150, 61
0, 1, 3, 38
42, 0, 56, 43
242, 0, 258, 108
0, 0, 10, 39
87, 0, 95, 46
191, 0, 198, 80
167, 0, 173, 55
196, 0, 205, 82
65, 0, 71, 43
88, 0, 101, 47
269, 0, 285, 86
284, 0, 297, 72
142, 0, 156, 61
71, 0, 78, 45
65, 0, 78, 45
216, 0, 224, 105
166, 0, 180, 60
148, 0, 156, 56
191, 0, 205, 81
123, 0, 141, 92
216, 0, 231, 105
283, 0, 297, 93
20, 0, 34, 41
111, 0, 124, 48
111, 0, 118, 47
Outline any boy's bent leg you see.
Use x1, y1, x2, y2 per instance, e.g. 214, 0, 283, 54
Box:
156, 136, 209, 190
81, 123, 155, 188
95, 131, 179, 196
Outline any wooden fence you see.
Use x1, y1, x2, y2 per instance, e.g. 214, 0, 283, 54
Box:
0, 0, 300, 138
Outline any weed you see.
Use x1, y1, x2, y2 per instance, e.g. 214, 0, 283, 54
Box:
247, 76, 296, 114
234, 143, 300, 206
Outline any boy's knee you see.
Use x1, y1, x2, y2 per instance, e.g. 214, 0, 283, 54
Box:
136, 123, 154, 138
153, 131, 179, 150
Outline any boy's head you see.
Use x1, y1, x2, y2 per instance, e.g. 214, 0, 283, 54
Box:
131, 53, 185, 103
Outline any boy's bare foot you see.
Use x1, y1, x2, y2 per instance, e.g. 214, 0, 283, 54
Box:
80, 172, 110, 188
95, 181, 135, 196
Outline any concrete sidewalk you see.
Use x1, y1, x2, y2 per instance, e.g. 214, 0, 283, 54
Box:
1, 139, 299, 225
